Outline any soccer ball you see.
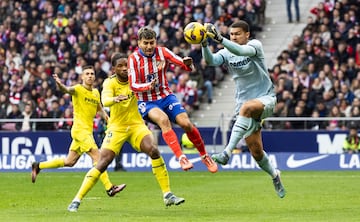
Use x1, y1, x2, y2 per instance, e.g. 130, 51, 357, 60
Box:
183, 22, 207, 44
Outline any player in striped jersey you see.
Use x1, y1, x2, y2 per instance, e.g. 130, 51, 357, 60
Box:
128, 27, 217, 173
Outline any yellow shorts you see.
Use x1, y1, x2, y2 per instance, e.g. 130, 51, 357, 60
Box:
101, 124, 152, 155
69, 130, 98, 155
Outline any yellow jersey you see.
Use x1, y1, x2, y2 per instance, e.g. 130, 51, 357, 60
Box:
102, 75, 145, 131
71, 84, 100, 133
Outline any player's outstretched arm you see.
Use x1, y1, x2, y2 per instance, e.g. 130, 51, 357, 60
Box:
52, 73, 75, 95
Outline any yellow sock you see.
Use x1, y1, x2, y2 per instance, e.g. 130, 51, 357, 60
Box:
39, 158, 64, 169
75, 167, 101, 201
99, 171, 113, 191
92, 161, 113, 191
152, 156, 170, 195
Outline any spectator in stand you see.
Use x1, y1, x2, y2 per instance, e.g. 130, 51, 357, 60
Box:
4, 103, 21, 130
326, 105, 346, 130
288, 104, 306, 129
188, 67, 205, 103
38, 43, 57, 64
340, 83, 355, 105
197, 58, 216, 103
37, 108, 55, 131
0, 94, 10, 130
16, 102, 37, 131
53, 11, 68, 33
350, 105, 360, 117
188, 44, 203, 65
339, 99, 351, 117
177, 72, 198, 114
58, 107, 73, 130
286, 0, 300, 23
48, 99, 62, 128
271, 99, 288, 129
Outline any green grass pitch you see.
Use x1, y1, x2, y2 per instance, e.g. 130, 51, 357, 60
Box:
1, 171, 359, 222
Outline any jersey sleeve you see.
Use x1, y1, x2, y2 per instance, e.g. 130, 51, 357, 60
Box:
162, 47, 192, 71
73, 84, 80, 96
222, 38, 258, 57
101, 78, 115, 107
202, 46, 225, 66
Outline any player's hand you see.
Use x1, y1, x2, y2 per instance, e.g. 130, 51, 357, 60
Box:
114, 95, 128, 103
52, 73, 61, 85
183, 57, 193, 67
150, 78, 157, 90
204, 23, 223, 43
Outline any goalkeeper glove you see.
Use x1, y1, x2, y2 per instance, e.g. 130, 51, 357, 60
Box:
204, 23, 223, 43
201, 38, 208, 47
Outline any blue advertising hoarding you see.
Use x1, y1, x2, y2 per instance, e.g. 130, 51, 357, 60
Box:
1, 153, 359, 172
0, 129, 349, 155
0, 130, 355, 172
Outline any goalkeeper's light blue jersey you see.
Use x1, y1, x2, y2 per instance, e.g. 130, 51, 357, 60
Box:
202, 38, 275, 114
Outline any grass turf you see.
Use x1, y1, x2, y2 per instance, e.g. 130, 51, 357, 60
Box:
1, 171, 359, 222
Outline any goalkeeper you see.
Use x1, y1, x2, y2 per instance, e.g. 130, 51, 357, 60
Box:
201, 20, 286, 198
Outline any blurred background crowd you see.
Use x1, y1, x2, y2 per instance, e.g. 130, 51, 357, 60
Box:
268, 0, 360, 130
0, 0, 359, 132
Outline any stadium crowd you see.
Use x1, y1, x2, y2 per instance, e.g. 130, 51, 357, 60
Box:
0, 0, 359, 132
268, 0, 360, 130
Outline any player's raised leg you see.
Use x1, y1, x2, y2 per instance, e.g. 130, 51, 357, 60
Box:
68, 148, 126, 212
31, 150, 79, 183
247, 130, 286, 198
186, 125, 218, 173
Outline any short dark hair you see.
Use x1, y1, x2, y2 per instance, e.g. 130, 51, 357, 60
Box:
111, 53, 127, 67
137, 27, 156, 40
230, 20, 250, 32
348, 121, 358, 130
82, 65, 94, 71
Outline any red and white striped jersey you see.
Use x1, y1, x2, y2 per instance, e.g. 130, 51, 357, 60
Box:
128, 46, 191, 101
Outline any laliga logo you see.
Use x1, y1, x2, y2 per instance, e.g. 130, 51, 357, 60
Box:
1, 137, 53, 155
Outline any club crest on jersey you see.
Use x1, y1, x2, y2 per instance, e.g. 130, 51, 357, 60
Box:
146, 73, 160, 87
156, 60, 165, 71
